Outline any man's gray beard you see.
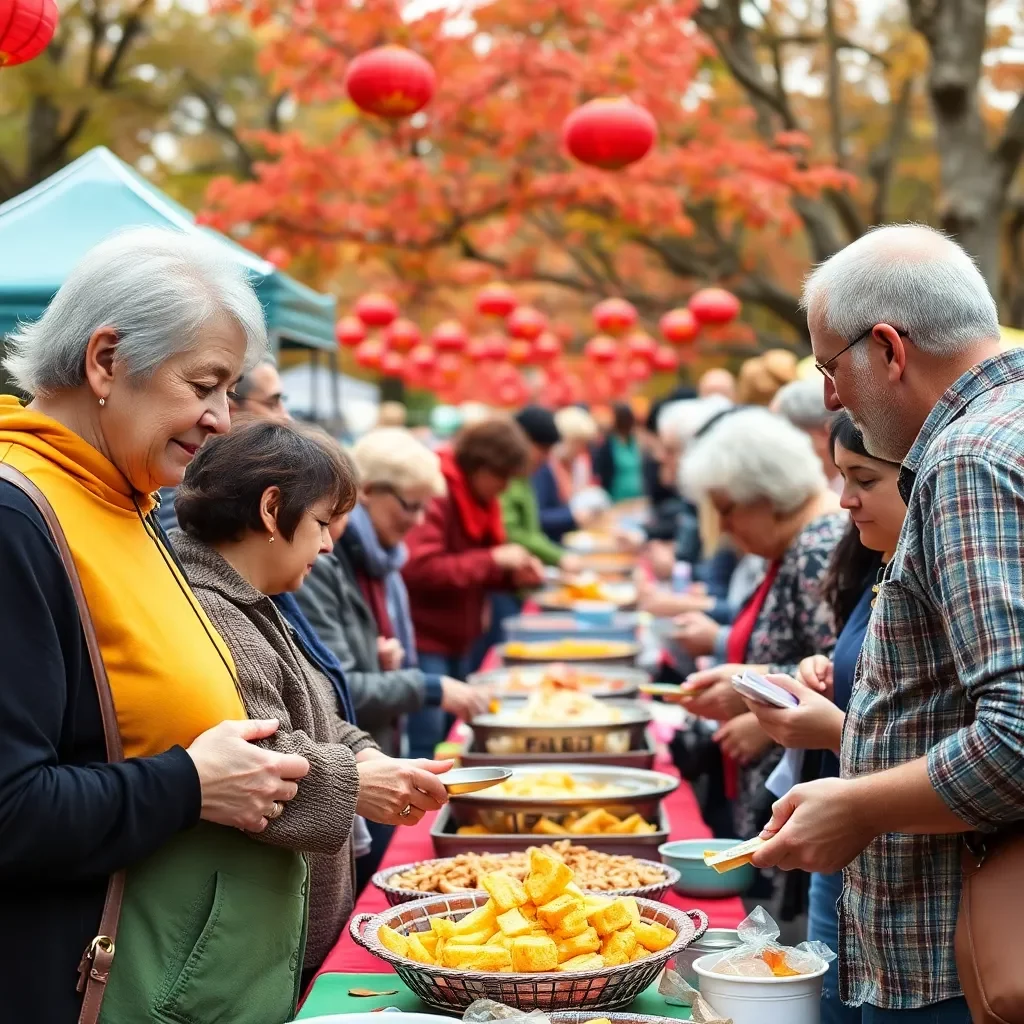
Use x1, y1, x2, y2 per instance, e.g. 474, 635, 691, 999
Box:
849, 363, 911, 463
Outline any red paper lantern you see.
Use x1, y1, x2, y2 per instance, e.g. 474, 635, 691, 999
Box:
344, 45, 435, 119
334, 315, 367, 348
593, 298, 638, 336
380, 350, 405, 378
627, 357, 652, 382
355, 339, 384, 370
496, 375, 527, 408
652, 345, 680, 372
265, 246, 290, 269
625, 330, 657, 364
408, 344, 437, 374
383, 317, 421, 353
483, 333, 510, 361
355, 292, 399, 328
689, 287, 741, 325
0, 0, 58, 67
562, 98, 657, 170
507, 339, 533, 365
466, 337, 491, 363
608, 362, 629, 388
585, 335, 618, 364
438, 352, 462, 382
506, 305, 548, 341
476, 283, 518, 318
531, 331, 561, 363
659, 308, 700, 345
431, 320, 468, 353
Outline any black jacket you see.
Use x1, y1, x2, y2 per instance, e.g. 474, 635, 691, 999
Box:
0, 481, 200, 1023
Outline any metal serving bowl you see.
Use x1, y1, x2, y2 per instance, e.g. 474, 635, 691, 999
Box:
467, 664, 649, 701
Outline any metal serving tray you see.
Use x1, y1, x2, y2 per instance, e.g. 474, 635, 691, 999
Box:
459, 728, 657, 771
499, 641, 640, 667
430, 802, 672, 859
467, 663, 648, 700
503, 612, 639, 645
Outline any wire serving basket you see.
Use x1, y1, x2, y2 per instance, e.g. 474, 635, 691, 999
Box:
372, 855, 681, 907
349, 892, 708, 1013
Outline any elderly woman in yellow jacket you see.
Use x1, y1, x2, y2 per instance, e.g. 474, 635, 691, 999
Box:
0, 227, 312, 1024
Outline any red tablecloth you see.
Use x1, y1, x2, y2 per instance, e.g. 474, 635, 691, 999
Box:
318, 764, 746, 977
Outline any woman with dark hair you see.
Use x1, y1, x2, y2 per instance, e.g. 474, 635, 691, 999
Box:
172, 421, 452, 984
402, 416, 544, 756
742, 411, 905, 1024
593, 402, 644, 503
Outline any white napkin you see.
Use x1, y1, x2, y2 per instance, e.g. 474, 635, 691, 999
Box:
766, 748, 805, 799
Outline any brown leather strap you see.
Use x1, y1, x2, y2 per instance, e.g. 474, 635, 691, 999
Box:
0, 464, 125, 1024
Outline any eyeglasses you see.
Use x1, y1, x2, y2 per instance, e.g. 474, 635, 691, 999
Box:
814, 329, 871, 383
377, 485, 427, 516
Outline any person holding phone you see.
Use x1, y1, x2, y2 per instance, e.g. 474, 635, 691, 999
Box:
740, 412, 905, 1024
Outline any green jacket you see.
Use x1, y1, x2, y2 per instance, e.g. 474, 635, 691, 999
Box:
500, 476, 565, 567
100, 822, 308, 1024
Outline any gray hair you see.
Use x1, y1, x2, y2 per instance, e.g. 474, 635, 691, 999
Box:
4, 226, 269, 396
682, 407, 827, 514
352, 427, 446, 496
657, 395, 732, 448
801, 223, 999, 356
772, 378, 834, 431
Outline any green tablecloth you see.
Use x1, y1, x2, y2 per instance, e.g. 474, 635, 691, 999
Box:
296, 973, 692, 1020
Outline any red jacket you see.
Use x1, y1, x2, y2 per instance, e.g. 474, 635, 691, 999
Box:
402, 494, 511, 656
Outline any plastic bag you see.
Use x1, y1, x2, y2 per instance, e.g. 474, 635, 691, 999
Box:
710, 906, 835, 978
657, 971, 732, 1023
462, 1000, 549, 1024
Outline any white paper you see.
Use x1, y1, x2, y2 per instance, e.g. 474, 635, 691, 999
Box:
766, 747, 805, 798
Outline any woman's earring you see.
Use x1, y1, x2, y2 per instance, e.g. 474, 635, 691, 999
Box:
98, 398, 106, 407
269, 534, 275, 543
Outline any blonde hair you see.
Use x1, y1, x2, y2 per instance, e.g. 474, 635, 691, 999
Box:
352, 428, 446, 496
736, 349, 798, 406
377, 401, 408, 427
555, 406, 599, 443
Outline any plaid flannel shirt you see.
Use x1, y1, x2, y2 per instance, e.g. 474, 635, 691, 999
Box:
840, 348, 1024, 1009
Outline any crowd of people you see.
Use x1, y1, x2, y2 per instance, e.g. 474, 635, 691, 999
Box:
0, 222, 1020, 1024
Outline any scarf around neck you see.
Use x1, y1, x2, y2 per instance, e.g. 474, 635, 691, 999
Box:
345, 503, 418, 669
439, 448, 506, 545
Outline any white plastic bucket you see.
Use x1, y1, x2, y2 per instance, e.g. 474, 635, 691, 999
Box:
694, 951, 828, 1024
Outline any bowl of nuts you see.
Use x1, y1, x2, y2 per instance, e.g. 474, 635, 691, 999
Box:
373, 841, 680, 907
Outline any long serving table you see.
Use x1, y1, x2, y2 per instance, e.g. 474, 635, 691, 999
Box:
301, 754, 747, 1018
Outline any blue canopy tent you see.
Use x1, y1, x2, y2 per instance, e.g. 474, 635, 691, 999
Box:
0, 146, 344, 421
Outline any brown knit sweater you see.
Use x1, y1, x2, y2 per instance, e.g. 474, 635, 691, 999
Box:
171, 530, 378, 968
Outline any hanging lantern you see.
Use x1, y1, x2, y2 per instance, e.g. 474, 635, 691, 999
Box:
659, 307, 700, 345
265, 246, 290, 269
466, 337, 491, 363
652, 345, 680, 372
355, 292, 399, 328
689, 287, 741, 325
483, 333, 510, 361
507, 339, 533, 365
627, 357, 652, 382
0, 0, 58, 67
380, 350, 405, 378
355, 339, 385, 370
383, 317, 421, 353
408, 344, 437, 374
585, 335, 618, 364
476, 283, 518, 318
608, 361, 629, 389
625, 330, 657, 364
334, 315, 367, 349
531, 331, 561, 363
344, 45, 436, 119
593, 298, 638, 336
562, 98, 657, 170
438, 352, 462, 382
506, 305, 548, 341
431, 319, 468, 353
496, 374, 527, 408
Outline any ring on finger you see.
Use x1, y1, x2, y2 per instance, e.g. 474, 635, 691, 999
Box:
399, 804, 412, 818
267, 801, 284, 820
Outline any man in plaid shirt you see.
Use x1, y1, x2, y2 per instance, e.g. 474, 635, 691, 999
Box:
753, 225, 1022, 1024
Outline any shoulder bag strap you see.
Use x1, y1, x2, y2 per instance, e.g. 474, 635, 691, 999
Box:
0, 464, 125, 1024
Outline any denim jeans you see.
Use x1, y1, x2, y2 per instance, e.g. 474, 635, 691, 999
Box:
808, 870, 862, 1024
861, 999, 972, 1024
404, 652, 467, 758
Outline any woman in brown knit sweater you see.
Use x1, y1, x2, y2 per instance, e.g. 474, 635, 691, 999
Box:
171, 421, 452, 983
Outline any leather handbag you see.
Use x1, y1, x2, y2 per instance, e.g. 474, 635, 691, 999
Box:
955, 830, 1024, 1024
0, 464, 125, 1024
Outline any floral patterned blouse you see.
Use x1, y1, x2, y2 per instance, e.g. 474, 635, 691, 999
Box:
733, 512, 846, 839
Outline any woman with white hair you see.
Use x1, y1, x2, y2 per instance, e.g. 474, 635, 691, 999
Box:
670, 407, 845, 844
0, 227, 311, 1022
295, 428, 490, 882
533, 405, 600, 540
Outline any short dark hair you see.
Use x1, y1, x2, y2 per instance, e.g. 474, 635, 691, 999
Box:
515, 405, 560, 448
454, 417, 531, 477
176, 421, 358, 544
612, 402, 635, 434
